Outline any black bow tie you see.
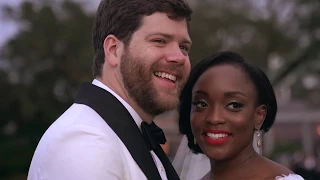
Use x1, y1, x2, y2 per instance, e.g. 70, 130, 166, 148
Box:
141, 121, 167, 151
141, 121, 180, 180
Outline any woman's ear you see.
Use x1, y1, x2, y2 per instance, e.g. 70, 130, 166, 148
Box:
255, 105, 267, 130
103, 34, 123, 67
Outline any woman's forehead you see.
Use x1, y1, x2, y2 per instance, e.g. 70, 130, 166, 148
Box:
192, 64, 257, 98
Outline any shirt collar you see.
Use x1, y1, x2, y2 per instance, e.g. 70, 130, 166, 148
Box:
92, 79, 143, 129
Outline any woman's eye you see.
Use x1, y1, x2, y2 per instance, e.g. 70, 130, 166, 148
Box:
192, 101, 208, 108
226, 102, 243, 109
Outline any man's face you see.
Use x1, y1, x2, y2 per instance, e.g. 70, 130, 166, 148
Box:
120, 12, 192, 116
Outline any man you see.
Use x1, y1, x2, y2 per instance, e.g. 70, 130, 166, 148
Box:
28, 0, 192, 179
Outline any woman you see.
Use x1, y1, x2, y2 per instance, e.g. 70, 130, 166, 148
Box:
174, 52, 303, 180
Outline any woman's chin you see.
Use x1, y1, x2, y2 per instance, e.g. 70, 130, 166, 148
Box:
204, 151, 229, 162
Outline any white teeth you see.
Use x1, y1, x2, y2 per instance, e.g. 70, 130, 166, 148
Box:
207, 133, 228, 139
154, 72, 177, 82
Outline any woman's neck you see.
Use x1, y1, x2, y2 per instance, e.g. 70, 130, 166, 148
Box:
210, 146, 260, 180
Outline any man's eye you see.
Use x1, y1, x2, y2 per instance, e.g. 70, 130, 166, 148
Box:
226, 102, 243, 109
180, 45, 189, 52
153, 39, 166, 44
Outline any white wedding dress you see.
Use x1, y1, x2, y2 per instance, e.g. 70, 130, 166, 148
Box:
173, 136, 304, 180
275, 174, 304, 180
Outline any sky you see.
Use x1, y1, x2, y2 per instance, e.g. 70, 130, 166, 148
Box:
0, 0, 23, 47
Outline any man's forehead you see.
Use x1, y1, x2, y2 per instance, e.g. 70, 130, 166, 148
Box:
138, 13, 190, 39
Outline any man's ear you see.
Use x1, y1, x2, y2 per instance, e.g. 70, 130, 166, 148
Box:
255, 105, 267, 130
103, 35, 123, 67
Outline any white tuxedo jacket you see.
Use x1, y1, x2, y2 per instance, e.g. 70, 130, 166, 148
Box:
27, 82, 179, 180
28, 102, 150, 180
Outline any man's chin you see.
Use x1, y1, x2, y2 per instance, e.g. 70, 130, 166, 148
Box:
158, 89, 179, 98
157, 97, 179, 111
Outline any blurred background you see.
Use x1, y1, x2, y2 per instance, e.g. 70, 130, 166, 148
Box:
0, 0, 319, 179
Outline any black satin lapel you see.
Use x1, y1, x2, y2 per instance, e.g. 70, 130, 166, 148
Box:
154, 145, 180, 180
74, 83, 162, 180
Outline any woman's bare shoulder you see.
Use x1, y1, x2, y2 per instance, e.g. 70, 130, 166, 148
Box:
258, 156, 303, 179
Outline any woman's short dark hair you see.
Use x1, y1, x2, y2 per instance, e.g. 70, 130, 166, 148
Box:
178, 51, 278, 154
92, 0, 192, 77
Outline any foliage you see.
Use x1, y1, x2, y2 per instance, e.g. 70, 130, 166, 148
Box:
0, 1, 93, 178
188, 0, 320, 87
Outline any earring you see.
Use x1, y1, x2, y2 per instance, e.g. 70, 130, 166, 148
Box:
256, 130, 262, 148
194, 138, 197, 145
255, 129, 263, 155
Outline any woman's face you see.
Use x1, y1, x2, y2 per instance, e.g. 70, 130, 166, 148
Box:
190, 64, 265, 161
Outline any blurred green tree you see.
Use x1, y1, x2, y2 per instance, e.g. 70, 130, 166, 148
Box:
187, 0, 320, 99
188, 0, 319, 81
0, 1, 93, 178
188, 0, 297, 72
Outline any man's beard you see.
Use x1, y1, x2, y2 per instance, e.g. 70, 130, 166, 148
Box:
120, 49, 181, 116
